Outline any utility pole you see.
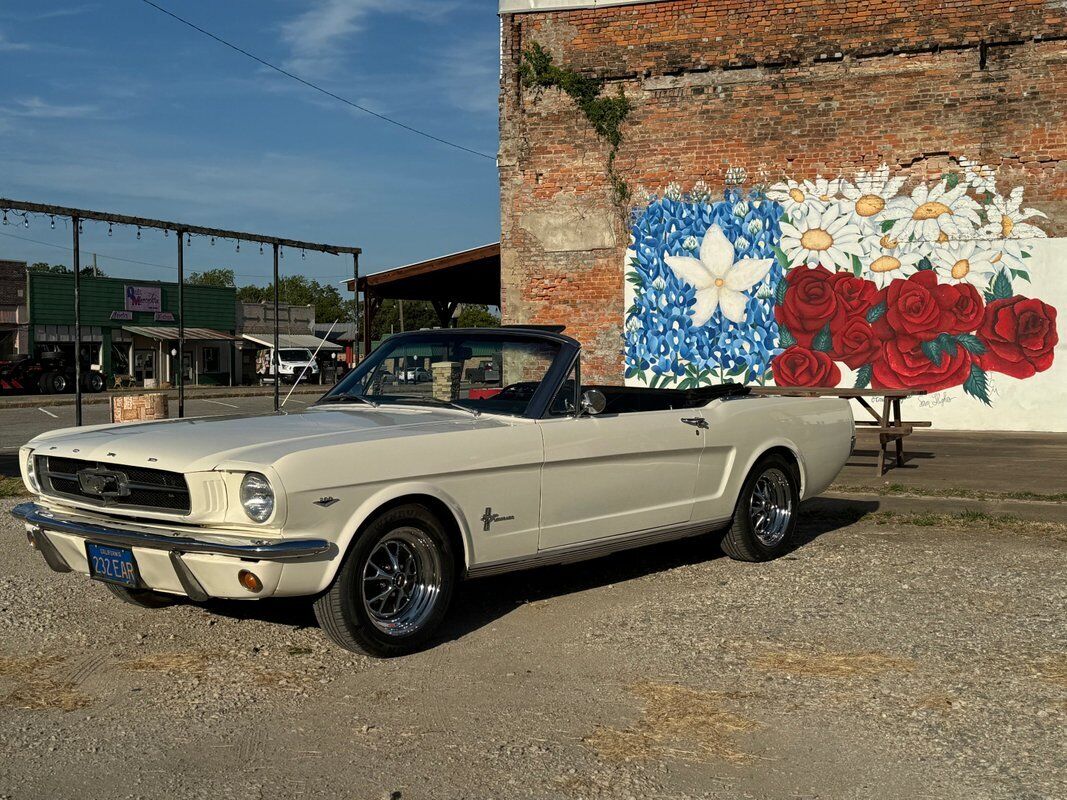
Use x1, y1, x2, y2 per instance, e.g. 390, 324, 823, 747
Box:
177, 230, 185, 418
92, 253, 98, 277
399, 299, 404, 332
72, 216, 82, 426
273, 244, 280, 412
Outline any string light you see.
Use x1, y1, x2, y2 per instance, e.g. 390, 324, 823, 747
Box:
301, 249, 306, 260
186, 232, 192, 246
2, 210, 7, 225
107, 222, 113, 237
136, 226, 141, 240
210, 236, 215, 246
235, 240, 240, 253
259, 243, 263, 255
279, 247, 284, 259
50, 215, 55, 230
164, 228, 169, 238
78, 220, 83, 234
22, 213, 29, 229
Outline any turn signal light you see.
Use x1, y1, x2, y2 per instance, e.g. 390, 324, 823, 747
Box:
238, 570, 263, 593
26, 530, 38, 549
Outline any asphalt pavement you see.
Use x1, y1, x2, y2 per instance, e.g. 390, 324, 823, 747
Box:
0, 394, 318, 476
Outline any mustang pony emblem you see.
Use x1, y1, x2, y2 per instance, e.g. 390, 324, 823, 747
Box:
481, 507, 515, 532
76, 467, 130, 498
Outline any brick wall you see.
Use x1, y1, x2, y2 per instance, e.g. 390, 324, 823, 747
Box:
499, 0, 1067, 382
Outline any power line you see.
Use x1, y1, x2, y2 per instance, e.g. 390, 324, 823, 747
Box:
0, 229, 351, 283
137, 0, 497, 162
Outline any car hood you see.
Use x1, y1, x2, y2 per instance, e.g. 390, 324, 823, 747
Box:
26, 406, 509, 473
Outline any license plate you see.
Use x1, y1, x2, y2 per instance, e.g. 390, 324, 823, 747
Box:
85, 542, 139, 588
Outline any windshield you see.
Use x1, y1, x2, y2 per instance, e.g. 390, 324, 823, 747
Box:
279, 348, 314, 362
321, 331, 566, 417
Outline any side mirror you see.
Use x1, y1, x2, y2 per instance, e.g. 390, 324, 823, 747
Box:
579, 389, 607, 416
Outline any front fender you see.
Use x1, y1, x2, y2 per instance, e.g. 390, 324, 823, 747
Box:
310, 481, 475, 594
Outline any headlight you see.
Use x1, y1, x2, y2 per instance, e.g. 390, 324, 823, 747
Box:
25, 451, 40, 492
240, 472, 274, 523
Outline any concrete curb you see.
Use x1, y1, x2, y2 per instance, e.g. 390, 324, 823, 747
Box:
809, 491, 1067, 524
0, 385, 327, 410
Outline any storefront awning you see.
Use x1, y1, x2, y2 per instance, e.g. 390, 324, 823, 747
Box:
241, 333, 342, 351
123, 326, 236, 341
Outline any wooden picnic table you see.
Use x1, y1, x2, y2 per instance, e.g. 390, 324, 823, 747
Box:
749, 387, 929, 475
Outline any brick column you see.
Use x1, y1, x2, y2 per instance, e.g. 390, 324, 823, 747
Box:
432, 361, 462, 402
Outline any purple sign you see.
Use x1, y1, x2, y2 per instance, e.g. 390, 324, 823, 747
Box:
125, 285, 161, 313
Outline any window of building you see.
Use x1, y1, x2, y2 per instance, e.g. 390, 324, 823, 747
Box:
202, 346, 221, 373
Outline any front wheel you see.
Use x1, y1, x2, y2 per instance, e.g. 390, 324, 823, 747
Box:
313, 504, 455, 657
720, 454, 800, 562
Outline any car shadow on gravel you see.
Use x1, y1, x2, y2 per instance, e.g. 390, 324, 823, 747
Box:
192, 497, 877, 646
441, 497, 877, 643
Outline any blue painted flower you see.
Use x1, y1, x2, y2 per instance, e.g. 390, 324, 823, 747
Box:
623, 186, 786, 385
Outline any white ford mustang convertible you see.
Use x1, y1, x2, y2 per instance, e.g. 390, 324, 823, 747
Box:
12, 327, 854, 656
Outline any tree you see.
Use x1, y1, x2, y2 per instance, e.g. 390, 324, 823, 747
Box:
457, 304, 501, 328
237, 275, 355, 323
30, 262, 70, 274
29, 262, 101, 277
370, 299, 438, 339
369, 301, 501, 339
188, 268, 235, 287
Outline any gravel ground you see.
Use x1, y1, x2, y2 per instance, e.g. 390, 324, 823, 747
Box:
0, 497, 1063, 800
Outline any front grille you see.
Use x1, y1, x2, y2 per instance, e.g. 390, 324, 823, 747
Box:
37, 456, 191, 513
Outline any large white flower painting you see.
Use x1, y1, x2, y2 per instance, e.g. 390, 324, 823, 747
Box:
663, 224, 772, 325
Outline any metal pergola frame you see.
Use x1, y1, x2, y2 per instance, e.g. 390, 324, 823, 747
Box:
1, 197, 361, 424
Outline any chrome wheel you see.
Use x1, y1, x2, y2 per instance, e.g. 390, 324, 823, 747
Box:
360, 527, 443, 637
749, 468, 793, 547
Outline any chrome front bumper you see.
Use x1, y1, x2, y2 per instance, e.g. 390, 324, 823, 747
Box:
11, 502, 330, 560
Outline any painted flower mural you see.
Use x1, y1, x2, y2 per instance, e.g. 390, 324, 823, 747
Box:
663, 225, 773, 325
624, 187, 785, 387
623, 159, 1058, 403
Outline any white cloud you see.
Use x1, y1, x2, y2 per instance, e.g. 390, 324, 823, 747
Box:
0, 26, 31, 51
278, 0, 457, 78
4, 96, 101, 119
435, 36, 500, 115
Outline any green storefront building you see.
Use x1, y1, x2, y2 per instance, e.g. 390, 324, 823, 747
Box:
28, 272, 239, 387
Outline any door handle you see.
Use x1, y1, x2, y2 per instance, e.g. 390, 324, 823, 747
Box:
681, 417, 709, 429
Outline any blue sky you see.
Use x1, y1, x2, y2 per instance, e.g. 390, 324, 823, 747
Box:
0, 1, 501, 287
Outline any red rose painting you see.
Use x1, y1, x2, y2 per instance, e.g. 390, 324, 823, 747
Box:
771, 346, 841, 387
772, 265, 1057, 403
977, 297, 1059, 379
872, 339, 973, 393
830, 317, 882, 370
774, 266, 844, 348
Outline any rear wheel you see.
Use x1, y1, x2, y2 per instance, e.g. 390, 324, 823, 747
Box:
720, 453, 800, 562
37, 371, 55, 394
313, 504, 455, 657
105, 583, 180, 608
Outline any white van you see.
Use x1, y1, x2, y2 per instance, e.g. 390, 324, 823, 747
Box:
260, 347, 319, 385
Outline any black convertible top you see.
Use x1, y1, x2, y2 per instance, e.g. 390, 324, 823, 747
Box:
585, 382, 750, 414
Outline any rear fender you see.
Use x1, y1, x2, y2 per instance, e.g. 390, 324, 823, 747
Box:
737, 438, 807, 498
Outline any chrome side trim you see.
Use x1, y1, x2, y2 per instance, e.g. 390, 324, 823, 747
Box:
466, 516, 731, 578
11, 502, 330, 561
